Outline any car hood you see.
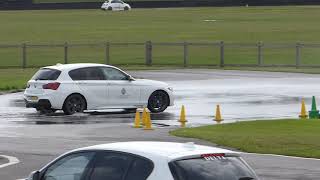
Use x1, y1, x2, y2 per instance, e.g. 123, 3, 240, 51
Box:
134, 79, 169, 87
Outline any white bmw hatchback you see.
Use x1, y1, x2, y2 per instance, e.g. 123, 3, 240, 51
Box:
24, 63, 174, 115
27, 142, 259, 180
101, 0, 131, 11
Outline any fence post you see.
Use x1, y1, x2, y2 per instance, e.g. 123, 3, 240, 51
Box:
145, 41, 152, 66
219, 41, 224, 68
64, 42, 68, 64
258, 41, 263, 66
22, 43, 27, 68
183, 42, 188, 67
105, 42, 110, 65
296, 42, 301, 68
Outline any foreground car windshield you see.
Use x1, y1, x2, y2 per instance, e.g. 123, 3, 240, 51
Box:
169, 156, 258, 180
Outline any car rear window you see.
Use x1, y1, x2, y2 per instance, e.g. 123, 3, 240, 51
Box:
32, 68, 61, 81
169, 156, 258, 180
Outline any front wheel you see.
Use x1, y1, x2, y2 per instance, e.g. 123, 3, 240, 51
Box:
63, 94, 86, 115
107, 7, 112, 11
124, 6, 129, 11
147, 91, 169, 113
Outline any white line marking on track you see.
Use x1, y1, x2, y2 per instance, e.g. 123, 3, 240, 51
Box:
0, 155, 20, 169
242, 152, 320, 161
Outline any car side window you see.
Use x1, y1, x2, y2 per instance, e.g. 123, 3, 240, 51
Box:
125, 157, 154, 180
101, 67, 128, 81
89, 152, 133, 180
42, 152, 95, 180
69, 67, 106, 81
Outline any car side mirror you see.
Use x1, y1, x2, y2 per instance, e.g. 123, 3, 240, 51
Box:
28, 171, 40, 180
128, 76, 135, 81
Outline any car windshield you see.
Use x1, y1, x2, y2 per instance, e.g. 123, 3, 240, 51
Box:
169, 156, 258, 180
32, 68, 61, 81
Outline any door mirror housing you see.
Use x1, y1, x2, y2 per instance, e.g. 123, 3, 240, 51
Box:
28, 171, 40, 180
127, 76, 135, 81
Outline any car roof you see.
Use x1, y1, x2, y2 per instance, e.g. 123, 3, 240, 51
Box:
72, 141, 239, 161
42, 63, 113, 71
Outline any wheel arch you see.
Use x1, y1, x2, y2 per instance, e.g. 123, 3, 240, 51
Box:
148, 89, 170, 106
63, 93, 88, 110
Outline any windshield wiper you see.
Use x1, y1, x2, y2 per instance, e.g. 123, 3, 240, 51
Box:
239, 177, 255, 180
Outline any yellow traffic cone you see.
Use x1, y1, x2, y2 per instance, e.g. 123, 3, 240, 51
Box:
178, 105, 187, 127
214, 105, 223, 123
133, 110, 142, 128
178, 105, 187, 122
144, 112, 154, 130
299, 99, 308, 119
141, 107, 148, 126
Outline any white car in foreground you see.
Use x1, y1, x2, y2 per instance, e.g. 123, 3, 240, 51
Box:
27, 141, 259, 180
101, 0, 131, 11
24, 63, 174, 115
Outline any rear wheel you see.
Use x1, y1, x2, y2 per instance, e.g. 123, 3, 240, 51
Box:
147, 91, 169, 113
63, 94, 86, 115
124, 6, 129, 11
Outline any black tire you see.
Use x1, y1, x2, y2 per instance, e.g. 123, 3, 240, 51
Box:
107, 7, 112, 11
124, 6, 129, 11
147, 91, 169, 113
63, 94, 86, 115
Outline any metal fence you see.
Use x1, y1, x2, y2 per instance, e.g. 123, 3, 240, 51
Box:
1, 41, 320, 68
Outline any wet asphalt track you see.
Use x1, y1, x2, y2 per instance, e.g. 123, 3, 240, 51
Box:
1, 69, 320, 180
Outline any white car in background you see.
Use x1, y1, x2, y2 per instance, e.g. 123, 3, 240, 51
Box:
24, 63, 174, 115
101, 0, 131, 11
26, 141, 259, 180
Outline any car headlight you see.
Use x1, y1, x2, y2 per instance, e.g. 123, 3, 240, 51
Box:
168, 87, 173, 92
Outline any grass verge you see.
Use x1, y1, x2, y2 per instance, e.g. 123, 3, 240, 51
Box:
1, 7, 320, 67
170, 119, 320, 159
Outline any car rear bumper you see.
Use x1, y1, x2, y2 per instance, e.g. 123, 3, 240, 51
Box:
25, 99, 52, 109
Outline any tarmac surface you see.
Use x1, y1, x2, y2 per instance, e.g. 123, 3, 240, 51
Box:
1, 69, 320, 180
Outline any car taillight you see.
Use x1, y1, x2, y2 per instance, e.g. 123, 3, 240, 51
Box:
43, 82, 60, 90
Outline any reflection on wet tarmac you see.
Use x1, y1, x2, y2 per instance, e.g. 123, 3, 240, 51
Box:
2, 70, 320, 126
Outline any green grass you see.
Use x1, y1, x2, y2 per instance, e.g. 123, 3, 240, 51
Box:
171, 119, 320, 159
0, 69, 38, 91
1, 6, 320, 90
0, 6, 320, 68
